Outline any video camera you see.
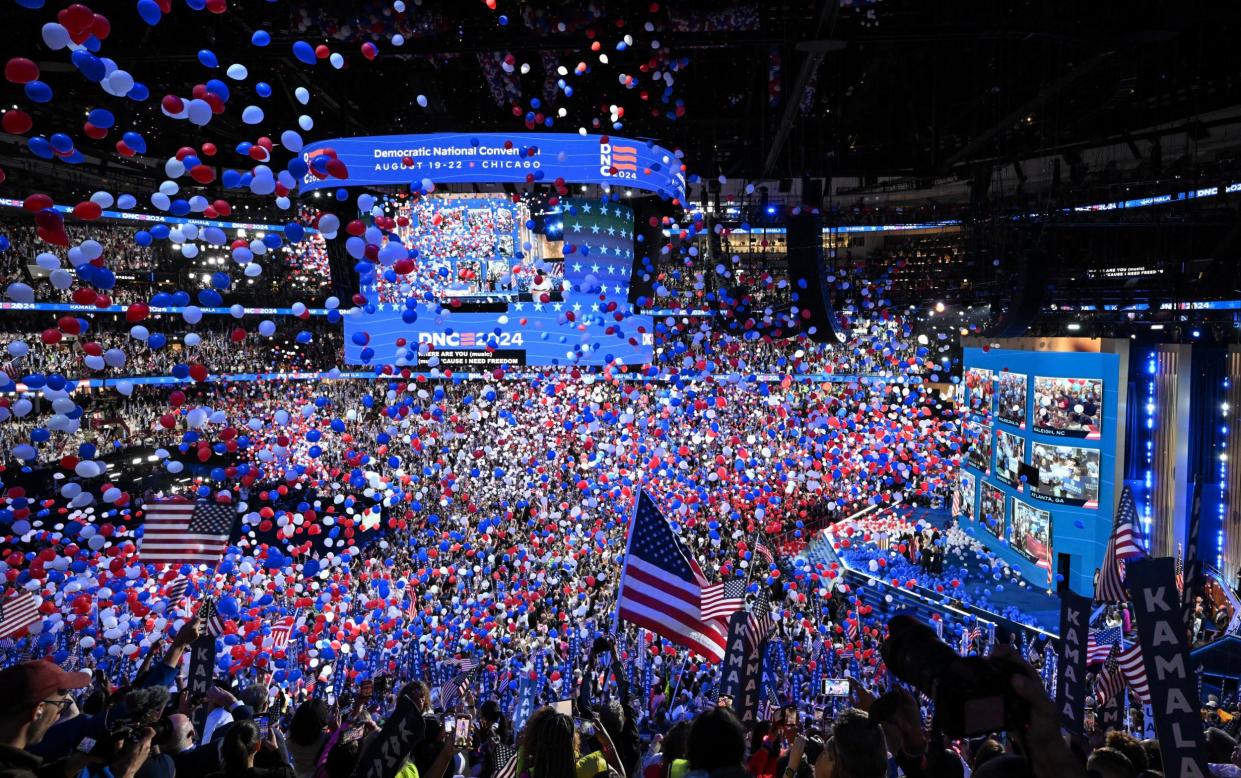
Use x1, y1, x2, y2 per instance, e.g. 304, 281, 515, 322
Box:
880, 615, 1027, 737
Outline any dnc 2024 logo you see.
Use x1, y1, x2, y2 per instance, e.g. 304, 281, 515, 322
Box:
599, 142, 638, 180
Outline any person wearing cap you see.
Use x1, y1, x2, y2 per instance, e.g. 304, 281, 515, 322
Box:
0, 658, 152, 778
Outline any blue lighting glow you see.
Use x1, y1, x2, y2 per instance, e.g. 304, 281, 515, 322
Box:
1143, 353, 1155, 542
1221, 378, 1230, 571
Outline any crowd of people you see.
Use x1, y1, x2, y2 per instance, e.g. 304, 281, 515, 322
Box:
2, 315, 343, 383
1, 353, 1221, 776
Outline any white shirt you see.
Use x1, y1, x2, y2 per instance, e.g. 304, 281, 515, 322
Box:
201, 706, 234, 742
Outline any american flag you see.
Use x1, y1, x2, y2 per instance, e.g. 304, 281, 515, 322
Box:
493, 741, 518, 778
751, 539, 774, 568
700, 579, 746, 623
165, 577, 189, 603
0, 590, 39, 639
138, 500, 234, 566
1095, 649, 1125, 705
745, 587, 776, 651
616, 491, 727, 662
1116, 643, 1150, 703
269, 614, 298, 651
438, 657, 478, 712
1094, 486, 1145, 603
951, 486, 962, 516
197, 598, 227, 637
1087, 626, 1122, 665
1175, 545, 1184, 594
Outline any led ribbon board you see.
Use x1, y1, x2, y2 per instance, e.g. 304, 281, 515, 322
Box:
297, 132, 687, 201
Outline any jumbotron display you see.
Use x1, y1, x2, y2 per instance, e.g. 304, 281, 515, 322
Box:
346, 194, 651, 368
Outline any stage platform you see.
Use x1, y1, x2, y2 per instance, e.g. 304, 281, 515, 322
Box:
804, 506, 1063, 636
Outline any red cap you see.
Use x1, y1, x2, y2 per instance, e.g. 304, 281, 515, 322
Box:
0, 660, 91, 708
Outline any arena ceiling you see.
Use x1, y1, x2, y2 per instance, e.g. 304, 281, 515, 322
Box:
4, 0, 1240, 202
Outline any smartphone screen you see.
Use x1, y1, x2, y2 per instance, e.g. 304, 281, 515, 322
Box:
454, 716, 471, 748
551, 699, 573, 716
822, 679, 850, 697
443, 715, 455, 734
255, 715, 270, 737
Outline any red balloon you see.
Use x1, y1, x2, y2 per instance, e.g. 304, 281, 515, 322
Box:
4, 58, 39, 84
72, 201, 102, 220
40, 329, 62, 344
161, 94, 185, 114
23, 193, 53, 212
71, 288, 97, 306
189, 363, 208, 382
61, 4, 95, 33
189, 164, 215, 184
90, 13, 111, 40
125, 303, 150, 322
83, 122, 108, 140
2, 110, 32, 134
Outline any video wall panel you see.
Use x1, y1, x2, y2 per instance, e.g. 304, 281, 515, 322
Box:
956, 345, 1121, 593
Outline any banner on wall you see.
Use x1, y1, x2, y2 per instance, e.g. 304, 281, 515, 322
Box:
1055, 588, 1091, 734
1125, 557, 1209, 778
298, 132, 687, 201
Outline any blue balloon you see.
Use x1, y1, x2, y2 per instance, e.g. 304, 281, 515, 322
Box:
122, 131, 147, 153
197, 49, 218, 68
255, 82, 272, 98
87, 108, 115, 129
27, 136, 53, 159
251, 30, 271, 47
205, 79, 230, 102
136, 0, 162, 25
292, 41, 316, 65
49, 133, 74, 153
127, 82, 150, 101
71, 50, 106, 82
24, 80, 52, 103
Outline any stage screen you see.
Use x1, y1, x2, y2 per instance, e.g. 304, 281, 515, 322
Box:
344, 195, 652, 368
958, 470, 977, 523
1033, 376, 1103, 438
965, 418, 993, 473
980, 482, 1008, 540
959, 344, 1122, 594
995, 429, 1024, 487
997, 371, 1027, 428
1012, 498, 1054, 576
1030, 442, 1100, 507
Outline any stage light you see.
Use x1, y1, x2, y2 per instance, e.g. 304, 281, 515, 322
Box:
934, 302, 945, 312
766, 206, 776, 215
1066, 322, 1081, 331
1150, 324, 1164, 330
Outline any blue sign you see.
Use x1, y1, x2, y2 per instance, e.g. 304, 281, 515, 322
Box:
297, 132, 687, 201
0, 302, 328, 316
